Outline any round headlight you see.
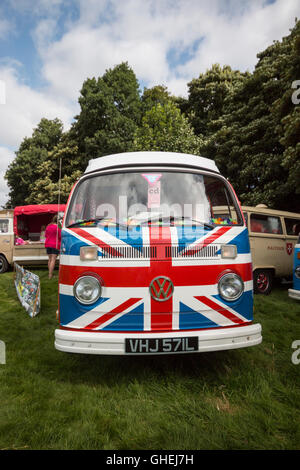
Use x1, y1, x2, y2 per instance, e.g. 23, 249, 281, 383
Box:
218, 273, 244, 301
74, 276, 102, 305
295, 266, 300, 279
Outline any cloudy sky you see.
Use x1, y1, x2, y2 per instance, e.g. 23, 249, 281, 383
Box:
0, 0, 299, 207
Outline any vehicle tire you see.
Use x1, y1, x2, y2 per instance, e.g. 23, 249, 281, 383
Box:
0, 254, 8, 274
253, 269, 273, 295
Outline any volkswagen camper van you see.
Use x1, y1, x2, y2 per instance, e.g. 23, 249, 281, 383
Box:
55, 152, 262, 355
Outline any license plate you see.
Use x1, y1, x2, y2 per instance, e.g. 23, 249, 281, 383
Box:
125, 336, 198, 354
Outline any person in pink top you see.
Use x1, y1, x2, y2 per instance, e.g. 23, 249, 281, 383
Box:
45, 215, 61, 279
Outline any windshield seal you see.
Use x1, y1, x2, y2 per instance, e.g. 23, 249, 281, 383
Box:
65, 166, 244, 229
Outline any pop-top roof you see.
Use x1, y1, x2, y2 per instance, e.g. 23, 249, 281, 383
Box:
85, 151, 219, 174
13, 204, 66, 217
13, 204, 66, 236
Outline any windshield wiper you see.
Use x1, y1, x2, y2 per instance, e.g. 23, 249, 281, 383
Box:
177, 217, 215, 229
67, 217, 128, 229
137, 215, 214, 229
128, 212, 164, 224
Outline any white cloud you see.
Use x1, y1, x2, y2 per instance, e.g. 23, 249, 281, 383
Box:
0, 64, 74, 148
36, 0, 300, 101
9, 0, 65, 17
32, 18, 59, 53
0, 147, 15, 208
0, 63, 75, 206
161, 0, 300, 91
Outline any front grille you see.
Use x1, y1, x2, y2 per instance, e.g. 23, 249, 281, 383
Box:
166, 244, 219, 258
99, 244, 219, 259
100, 245, 157, 259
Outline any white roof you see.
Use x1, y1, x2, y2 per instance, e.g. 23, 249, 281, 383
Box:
85, 151, 219, 174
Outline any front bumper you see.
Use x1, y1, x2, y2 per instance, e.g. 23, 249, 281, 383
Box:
55, 323, 262, 355
288, 288, 300, 300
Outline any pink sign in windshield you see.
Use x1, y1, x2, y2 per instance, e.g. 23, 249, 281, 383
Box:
142, 174, 162, 208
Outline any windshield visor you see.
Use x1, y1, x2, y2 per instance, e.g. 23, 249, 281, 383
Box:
66, 171, 242, 229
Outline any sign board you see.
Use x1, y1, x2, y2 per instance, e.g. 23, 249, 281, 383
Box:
14, 263, 40, 317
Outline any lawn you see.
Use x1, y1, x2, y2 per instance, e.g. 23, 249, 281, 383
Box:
0, 269, 299, 450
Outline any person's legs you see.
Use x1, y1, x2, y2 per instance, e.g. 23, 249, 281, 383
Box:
48, 254, 58, 279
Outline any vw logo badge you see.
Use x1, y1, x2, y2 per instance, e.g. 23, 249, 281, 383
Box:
149, 276, 174, 302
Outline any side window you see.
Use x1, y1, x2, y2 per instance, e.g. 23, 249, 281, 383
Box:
250, 214, 283, 234
205, 180, 241, 225
284, 218, 300, 236
243, 212, 248, 227
0, 219, 9, 233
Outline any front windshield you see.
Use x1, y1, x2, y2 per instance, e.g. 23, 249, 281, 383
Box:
66, 171, 242, 228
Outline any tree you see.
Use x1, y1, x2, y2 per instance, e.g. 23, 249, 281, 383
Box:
75, 62, 141, 158
141, 85, 173, 113
5, 118, 63, 207
6, 32, 300, 211
133, 101, 203, 154
273, 20, 300, 203
183, 64, 249, 138
26, 131, 83, 204
201, 21, 300, 211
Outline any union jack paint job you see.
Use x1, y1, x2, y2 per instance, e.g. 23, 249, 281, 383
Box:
55, 151, 262, 355
58, 224, 253, 332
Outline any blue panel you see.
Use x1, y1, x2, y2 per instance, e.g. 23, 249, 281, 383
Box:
59, 294, 109, 325
292, 246, 300, 291
175, 226, 208, 252
179, 302, 219, 329
105, 226, 144, 251
212, 290, 253, 321
61, 227, 145, 256
102, 303, 144, 331
216, 228, 250, 255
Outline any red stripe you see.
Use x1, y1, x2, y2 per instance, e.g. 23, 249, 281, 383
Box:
195, 296, 245, 324
59, 262, 253, 287
70, 227, 123, 258
150, 227, 173, 331
84, 297, 141, 330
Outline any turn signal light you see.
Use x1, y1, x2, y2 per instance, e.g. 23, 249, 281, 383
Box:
221, 245, 237, 259
80, 246, 98, 261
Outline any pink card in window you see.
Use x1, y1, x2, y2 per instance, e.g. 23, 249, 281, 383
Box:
148, 181, 161, 208
141, 174, 162, 208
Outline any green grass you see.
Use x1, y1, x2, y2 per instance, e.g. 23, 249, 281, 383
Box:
0, 268, 299, 450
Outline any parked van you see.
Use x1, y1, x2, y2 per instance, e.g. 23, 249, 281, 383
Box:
288, 234, 300, 300
55, 151, 262, 356
0, 209, 14, 274
0, 204, 65, 273
242, 205, 300, 294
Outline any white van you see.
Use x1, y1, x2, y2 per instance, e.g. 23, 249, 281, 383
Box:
242, 205, 300, 294
0, 210, 14, 273
55, 151, 262, 356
